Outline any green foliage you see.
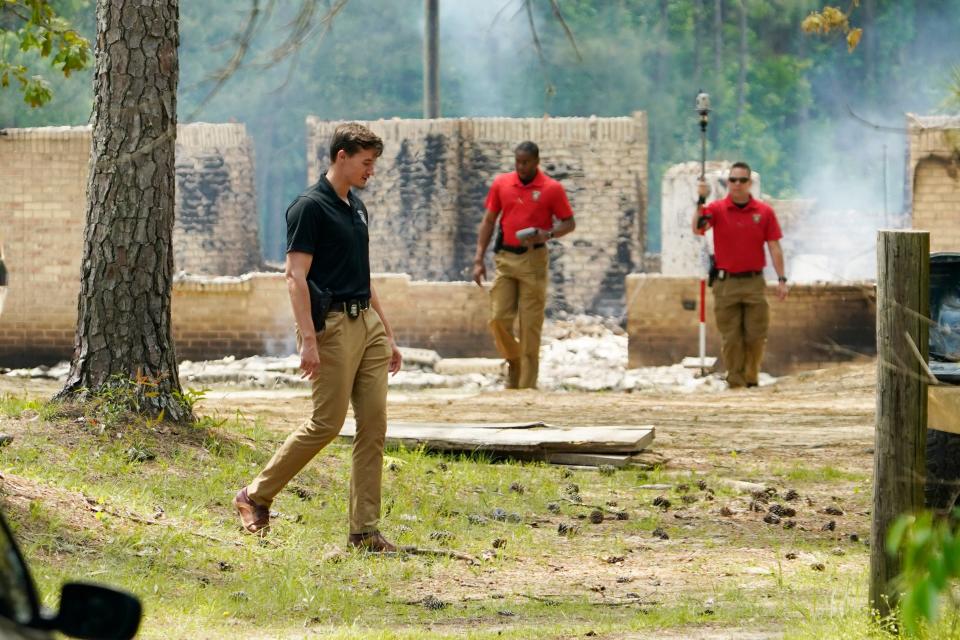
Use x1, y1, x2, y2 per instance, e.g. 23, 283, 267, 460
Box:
0, 0, 91, 107
0, 392, 59, 419
173, 386, 209, 415
887, 510, 960, 636
78, 373, 192, 430
9, 0, 960, 256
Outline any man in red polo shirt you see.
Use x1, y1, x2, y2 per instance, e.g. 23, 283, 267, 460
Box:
694, 161, 788, 389
472, 141, 576, 389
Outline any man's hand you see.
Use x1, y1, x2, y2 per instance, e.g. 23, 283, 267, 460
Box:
776, 281, 788, 301
697, 180, 710, 200
299, 337, 321, 380
472, 259, 486, 287
388, 338, 403, 375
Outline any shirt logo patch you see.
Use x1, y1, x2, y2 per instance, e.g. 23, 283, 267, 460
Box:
752, 213, 761, 224
532, 190, 541, 201
358, 209, 368, 225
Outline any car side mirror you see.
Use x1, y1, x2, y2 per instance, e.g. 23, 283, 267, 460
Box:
51, 583, 142, 640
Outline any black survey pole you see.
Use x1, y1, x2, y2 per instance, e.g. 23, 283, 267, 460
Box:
696, 90, 711, 180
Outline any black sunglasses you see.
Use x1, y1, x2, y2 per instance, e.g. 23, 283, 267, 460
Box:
728, 177, 750, 184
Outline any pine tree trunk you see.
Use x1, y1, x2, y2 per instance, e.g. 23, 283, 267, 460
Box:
864, 0, 877, 91
711, 0, 723, 147
693, 0, 703, 87
736, 0, 747, 123
59, 0, 188, 422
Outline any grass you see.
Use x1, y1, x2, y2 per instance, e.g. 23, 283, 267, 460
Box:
0, 389, 955, 639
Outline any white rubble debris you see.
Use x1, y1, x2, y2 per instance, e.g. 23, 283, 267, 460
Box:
2, 315, 775, 393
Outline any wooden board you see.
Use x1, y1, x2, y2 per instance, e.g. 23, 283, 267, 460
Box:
681, 356, 717, 369
338, 420, 654, 455
542, 452, 634, 467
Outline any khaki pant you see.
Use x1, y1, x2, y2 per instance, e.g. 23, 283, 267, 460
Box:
713, 275, 769, 388
248, 308, 391, 535
489, 248, 549, 389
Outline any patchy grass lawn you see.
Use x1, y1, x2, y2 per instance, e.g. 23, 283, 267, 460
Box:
0, 373, 956, 639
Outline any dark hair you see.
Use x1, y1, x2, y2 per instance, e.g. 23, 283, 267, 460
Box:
514, 140, 540, 158
329, 123, 384, 162
731, 161, 752, 175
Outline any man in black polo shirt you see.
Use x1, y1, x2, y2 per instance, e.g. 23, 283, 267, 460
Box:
234, 123, 402, 552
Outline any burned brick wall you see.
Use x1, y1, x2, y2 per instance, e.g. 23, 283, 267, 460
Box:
626, 275, 876, 375
306, 115, 649, 316
174, 124, 262, 275
907, 114, 960, 252
0, 124, 264, 366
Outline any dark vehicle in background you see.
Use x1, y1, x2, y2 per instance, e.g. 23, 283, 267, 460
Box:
0, 509, 141, 639
925, 253, 960, 510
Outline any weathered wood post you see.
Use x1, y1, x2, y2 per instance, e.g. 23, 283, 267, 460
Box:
870, 229, 930, 618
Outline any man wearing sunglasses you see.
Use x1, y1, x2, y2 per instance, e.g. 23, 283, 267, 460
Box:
693, 162, 787, 389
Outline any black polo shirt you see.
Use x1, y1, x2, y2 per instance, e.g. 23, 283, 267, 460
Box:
286, 175, 371, 302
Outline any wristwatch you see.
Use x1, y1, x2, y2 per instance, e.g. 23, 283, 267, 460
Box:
547, 230, 554, 239
778, 276, 788, 284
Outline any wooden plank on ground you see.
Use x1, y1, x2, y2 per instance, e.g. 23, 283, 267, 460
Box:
543, 452, 635, 467
341, 419, 544, 431
338, 421, 655, 454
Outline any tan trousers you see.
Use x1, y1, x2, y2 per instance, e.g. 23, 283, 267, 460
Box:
248, 308, 391, 535
713, 275, 769, 388
489, 248, 549, 389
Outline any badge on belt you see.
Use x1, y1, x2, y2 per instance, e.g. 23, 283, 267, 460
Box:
348, 301, 360, 318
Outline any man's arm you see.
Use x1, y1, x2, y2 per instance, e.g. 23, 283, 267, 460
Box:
285, 251, 321, 379
692, 181, 711, 235
370, 283, 403, 375
767, 239, 788, 301
472, 208, 500, 287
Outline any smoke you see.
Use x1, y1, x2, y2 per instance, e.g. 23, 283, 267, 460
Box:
783, 4, 960, 283
784, 114, 906, 282
438, 0, 537, 116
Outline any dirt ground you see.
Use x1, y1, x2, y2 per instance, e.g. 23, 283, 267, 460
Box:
197, 361, 875, 472
0, 363, 877, 638
197, 362, 876, 635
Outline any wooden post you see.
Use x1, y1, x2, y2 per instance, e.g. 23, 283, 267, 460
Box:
870, 229, 930, 618
423, 0, 440, 119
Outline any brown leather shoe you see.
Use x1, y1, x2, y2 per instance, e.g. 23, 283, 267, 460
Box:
233, 487, 270, 533
347, 530, 397, 553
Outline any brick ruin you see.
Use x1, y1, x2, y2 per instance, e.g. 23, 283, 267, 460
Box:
2, 114, 958, 373
174, 124, 262, 275
0, 124, 264, 365
0, 123, 499, 365
907, 114, 960, 253
305, 115, 649, 317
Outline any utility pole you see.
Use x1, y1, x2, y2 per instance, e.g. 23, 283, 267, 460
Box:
423, 0, 440, 119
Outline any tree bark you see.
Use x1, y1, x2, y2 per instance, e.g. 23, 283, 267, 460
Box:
59, 0, 188, 422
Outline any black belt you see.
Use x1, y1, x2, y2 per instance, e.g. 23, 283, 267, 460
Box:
719, 270, 763, 279
330, 298, 370, 313
498, 244, 545, 255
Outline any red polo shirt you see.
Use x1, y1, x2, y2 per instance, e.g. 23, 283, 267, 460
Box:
485, 170, 574, 246
702, 195, 782, 273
